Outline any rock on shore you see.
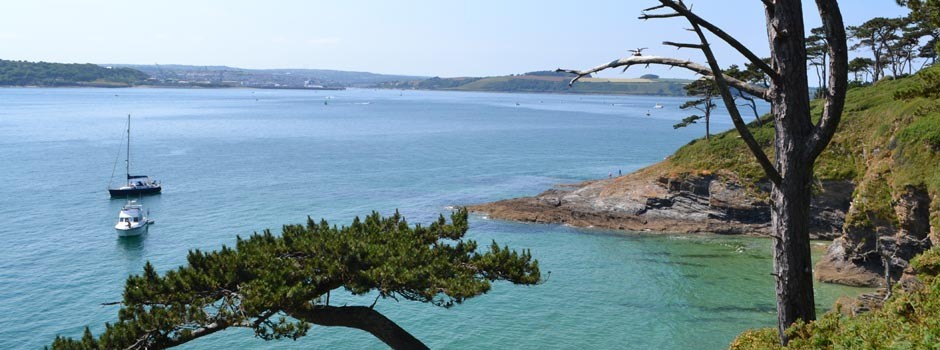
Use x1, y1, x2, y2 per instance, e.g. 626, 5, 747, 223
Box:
468, 165, 853, 240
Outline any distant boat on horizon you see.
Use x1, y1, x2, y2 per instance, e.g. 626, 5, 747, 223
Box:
108, 115, 162, 198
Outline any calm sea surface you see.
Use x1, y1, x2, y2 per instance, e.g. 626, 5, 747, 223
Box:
0, 88, 868, 349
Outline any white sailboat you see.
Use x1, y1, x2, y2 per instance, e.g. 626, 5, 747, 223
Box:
114, 200, 154, 237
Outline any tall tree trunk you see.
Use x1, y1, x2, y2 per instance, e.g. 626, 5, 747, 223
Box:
770, 164, 816, 341
766, 0, 817, 343
873, 39, 883, 82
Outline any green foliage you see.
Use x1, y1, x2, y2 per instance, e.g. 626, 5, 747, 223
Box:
668, 65, 938, 183
895, 66, 940, 100
897, 0, 940, 28
668, 115, 773, 182
911, 247, 940, 279
731, 247, 940, 349
673, 115, 703, 129
898, 113, 940, 149
0, 59, 148, 86
728, 328, 783, 350
49, 209, 540, 349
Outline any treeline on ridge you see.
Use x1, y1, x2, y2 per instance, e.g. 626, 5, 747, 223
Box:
0, 59, 149, 87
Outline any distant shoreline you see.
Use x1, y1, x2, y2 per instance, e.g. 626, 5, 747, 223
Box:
0, 84, 694, 98
0, 84, 346, 91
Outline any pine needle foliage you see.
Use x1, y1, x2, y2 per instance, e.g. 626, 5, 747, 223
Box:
50, 209, 540, 349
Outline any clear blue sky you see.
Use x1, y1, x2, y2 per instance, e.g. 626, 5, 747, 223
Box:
0, 1, 909, 78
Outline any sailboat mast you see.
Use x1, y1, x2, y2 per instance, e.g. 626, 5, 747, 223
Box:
126, 114, 130, 181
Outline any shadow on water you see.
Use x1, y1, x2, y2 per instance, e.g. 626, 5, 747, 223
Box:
115, 235, 146, 260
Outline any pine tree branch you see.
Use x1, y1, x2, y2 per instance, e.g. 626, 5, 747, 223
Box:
288, 305, 430, 350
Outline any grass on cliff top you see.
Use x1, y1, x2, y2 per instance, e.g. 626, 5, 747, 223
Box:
662, 65, 940, 230
666, 67, 939, 183
729, 246, 940, 349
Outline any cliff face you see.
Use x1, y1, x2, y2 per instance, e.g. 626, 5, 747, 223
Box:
471, 67, 940, 287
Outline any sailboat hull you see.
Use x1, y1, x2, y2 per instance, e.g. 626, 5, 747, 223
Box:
109, 185, 162, 197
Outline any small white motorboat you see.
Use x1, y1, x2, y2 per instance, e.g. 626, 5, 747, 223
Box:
654, 103, 664, 109
115, 200, 153, 237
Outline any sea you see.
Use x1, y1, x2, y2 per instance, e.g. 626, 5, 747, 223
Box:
0, 87, 870, 349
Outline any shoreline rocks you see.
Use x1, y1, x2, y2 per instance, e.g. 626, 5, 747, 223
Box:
469, 162, 936, 288
468, 167, 853, 240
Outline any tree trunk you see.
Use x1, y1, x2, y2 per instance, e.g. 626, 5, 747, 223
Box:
289, 306, 430, 350
872, 37, 883, 82
705, 109, 711, 141
766, 1, 817, 344
770, 166, 816, 342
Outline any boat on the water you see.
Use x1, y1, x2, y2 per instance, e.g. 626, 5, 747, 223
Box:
109, 115, 161, 197
114, 200, 153, 237
654, 103, 664, 109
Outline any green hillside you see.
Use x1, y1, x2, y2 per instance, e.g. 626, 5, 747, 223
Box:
0, 59, 148, 87
377, 72, 691, 96
662, 65, 940, 233
649, 66, 940, 348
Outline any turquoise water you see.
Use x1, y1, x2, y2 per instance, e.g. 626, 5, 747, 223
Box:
0, 88, 867, 349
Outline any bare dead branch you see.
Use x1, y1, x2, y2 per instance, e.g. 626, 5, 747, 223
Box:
639, 12, 682, 20
556, 55, 768, 100
643, 4, 667, 11
806, 0, 848, 161
657, 0, 778, 80
683, 9, 782, 184
663, 41, 704, 49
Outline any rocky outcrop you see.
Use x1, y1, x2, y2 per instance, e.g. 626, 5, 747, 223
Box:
816, 184, 933, 287
469, 168, 853, 239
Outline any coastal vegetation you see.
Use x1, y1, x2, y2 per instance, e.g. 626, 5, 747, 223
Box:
730, 246, 940, 349
49, 209, 540, 349
667, 64, 940, 254
0, 59, 148, 87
